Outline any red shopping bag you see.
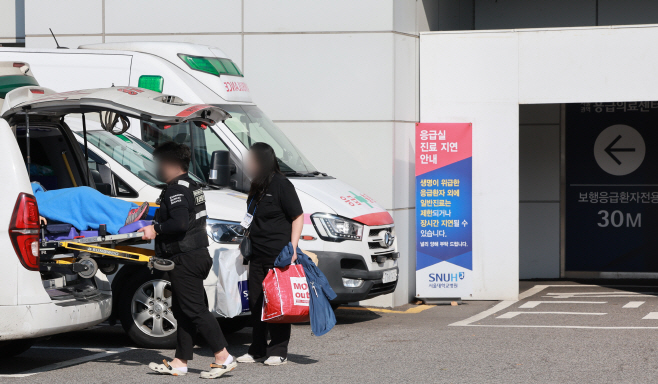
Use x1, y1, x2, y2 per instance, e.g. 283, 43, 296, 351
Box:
261, 264, 310, 323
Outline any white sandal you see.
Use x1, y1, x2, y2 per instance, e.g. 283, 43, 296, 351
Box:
148, 360, 187, 376
200, 361, 237, 379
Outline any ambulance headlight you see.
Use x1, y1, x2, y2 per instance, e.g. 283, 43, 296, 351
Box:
311, 213, 363, 242
206, 219, 244, 244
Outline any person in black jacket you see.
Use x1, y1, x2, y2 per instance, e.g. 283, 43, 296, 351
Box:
236, 142, 304, 366
141, 142, 236, 379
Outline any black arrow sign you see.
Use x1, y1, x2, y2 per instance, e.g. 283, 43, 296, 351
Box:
605, 135, 636, 165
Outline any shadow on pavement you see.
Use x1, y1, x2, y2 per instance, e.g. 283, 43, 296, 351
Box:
334, 308, 382, 324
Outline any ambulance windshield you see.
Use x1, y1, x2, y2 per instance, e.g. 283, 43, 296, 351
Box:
219, 104, 318, 175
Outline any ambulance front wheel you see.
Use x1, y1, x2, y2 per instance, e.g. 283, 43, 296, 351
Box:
152, 258, 175, 271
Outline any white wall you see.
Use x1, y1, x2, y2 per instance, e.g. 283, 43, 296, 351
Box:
23, 0, 423, 307
421, 24, 658, 299
420, 31, 520, 300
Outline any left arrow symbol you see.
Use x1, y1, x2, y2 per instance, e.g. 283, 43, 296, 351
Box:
604, 135, 636, 165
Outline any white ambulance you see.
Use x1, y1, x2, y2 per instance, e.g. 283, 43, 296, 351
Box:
0, 64, 230, 356
0, 42, 400, 326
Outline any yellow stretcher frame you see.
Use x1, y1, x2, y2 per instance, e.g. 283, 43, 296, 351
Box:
59, 241, 152, 263
52, 241, 174, 271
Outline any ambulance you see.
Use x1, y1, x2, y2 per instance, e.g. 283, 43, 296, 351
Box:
0, 63, 231, 356
0, 42, 400, 339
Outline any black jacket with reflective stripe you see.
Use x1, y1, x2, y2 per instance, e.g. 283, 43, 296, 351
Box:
154, 175, 209, 257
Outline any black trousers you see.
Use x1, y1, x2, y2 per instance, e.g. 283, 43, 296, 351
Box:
248, 258, 292, 358
169, 248, 227, 360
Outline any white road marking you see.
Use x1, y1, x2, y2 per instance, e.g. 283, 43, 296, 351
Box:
519, 301, 606, 309
451, 284, 658, 329
546, 292, 641, 295
643, 312, 658, 320
519, 285, 552, 299
623, 301, 645, 308
449, 300, 518, 326
450, 285, 589, 327
545, 294, 656, 299
0, 347, 132, 378
498, 311, 607, 319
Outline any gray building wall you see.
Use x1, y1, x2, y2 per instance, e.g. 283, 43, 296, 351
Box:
519, 105, 561, 279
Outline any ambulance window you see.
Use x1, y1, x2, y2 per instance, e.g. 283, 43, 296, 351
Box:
178, 54, 243, 77
141, 122, 230, 182
113, 174, 138, 198
220, 104, 317, 174
78, 130, 161, 186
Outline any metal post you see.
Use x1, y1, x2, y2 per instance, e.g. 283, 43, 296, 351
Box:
82, 113, 89, 184
189, 123, 198, 178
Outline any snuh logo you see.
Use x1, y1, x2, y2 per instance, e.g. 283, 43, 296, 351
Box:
429, 272, 465, 282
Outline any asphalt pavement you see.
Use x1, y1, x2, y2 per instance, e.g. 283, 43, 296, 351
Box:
4, 281, 658, 383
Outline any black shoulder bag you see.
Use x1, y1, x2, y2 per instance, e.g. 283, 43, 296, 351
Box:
240, 195, 261, 263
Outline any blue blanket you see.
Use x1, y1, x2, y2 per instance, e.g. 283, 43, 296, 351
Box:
31, 183, 136, 235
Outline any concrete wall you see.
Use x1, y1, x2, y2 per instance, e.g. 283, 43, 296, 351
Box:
421, 25, 658, 299
22, 0, 424, 307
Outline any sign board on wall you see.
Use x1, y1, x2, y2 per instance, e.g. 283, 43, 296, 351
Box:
566, 102, 658, 273
415, 123, 472, 299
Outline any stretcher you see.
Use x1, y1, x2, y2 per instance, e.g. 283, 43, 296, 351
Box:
39, 220, 174, 279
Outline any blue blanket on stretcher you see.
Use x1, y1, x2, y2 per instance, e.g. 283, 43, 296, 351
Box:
31, 183, 137, 235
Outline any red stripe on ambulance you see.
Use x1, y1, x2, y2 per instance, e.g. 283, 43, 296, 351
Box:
175, 104, 213, 117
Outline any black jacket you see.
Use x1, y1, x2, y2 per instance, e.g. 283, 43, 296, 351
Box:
154, 174, 209, 257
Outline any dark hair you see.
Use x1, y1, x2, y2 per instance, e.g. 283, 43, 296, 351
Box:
248, 142, 280, 201
153, 141, 191, 172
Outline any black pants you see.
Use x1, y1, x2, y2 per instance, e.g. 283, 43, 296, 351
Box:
169, 249, 227, 360
248, 258, 291, 358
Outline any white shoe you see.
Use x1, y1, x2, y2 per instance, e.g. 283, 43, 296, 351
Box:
236, 353, 265, 363
148, 360, 187, 376
264, 356, 287, 366
200, 361, 237, 379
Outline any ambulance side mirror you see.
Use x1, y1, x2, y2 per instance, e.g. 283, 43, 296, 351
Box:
209, 150, 231, 187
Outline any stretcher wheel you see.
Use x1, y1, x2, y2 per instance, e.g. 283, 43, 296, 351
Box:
77, 256, 98, 279
152, 258, 175, 271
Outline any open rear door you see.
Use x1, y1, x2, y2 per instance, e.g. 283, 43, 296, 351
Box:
1, 86, 229, 126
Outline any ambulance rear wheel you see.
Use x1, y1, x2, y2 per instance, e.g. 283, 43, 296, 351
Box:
119, 270, 177, 349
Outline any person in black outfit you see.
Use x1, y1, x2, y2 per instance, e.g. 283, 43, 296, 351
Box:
236, 142, 304, 366
141, 142, 236, 379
